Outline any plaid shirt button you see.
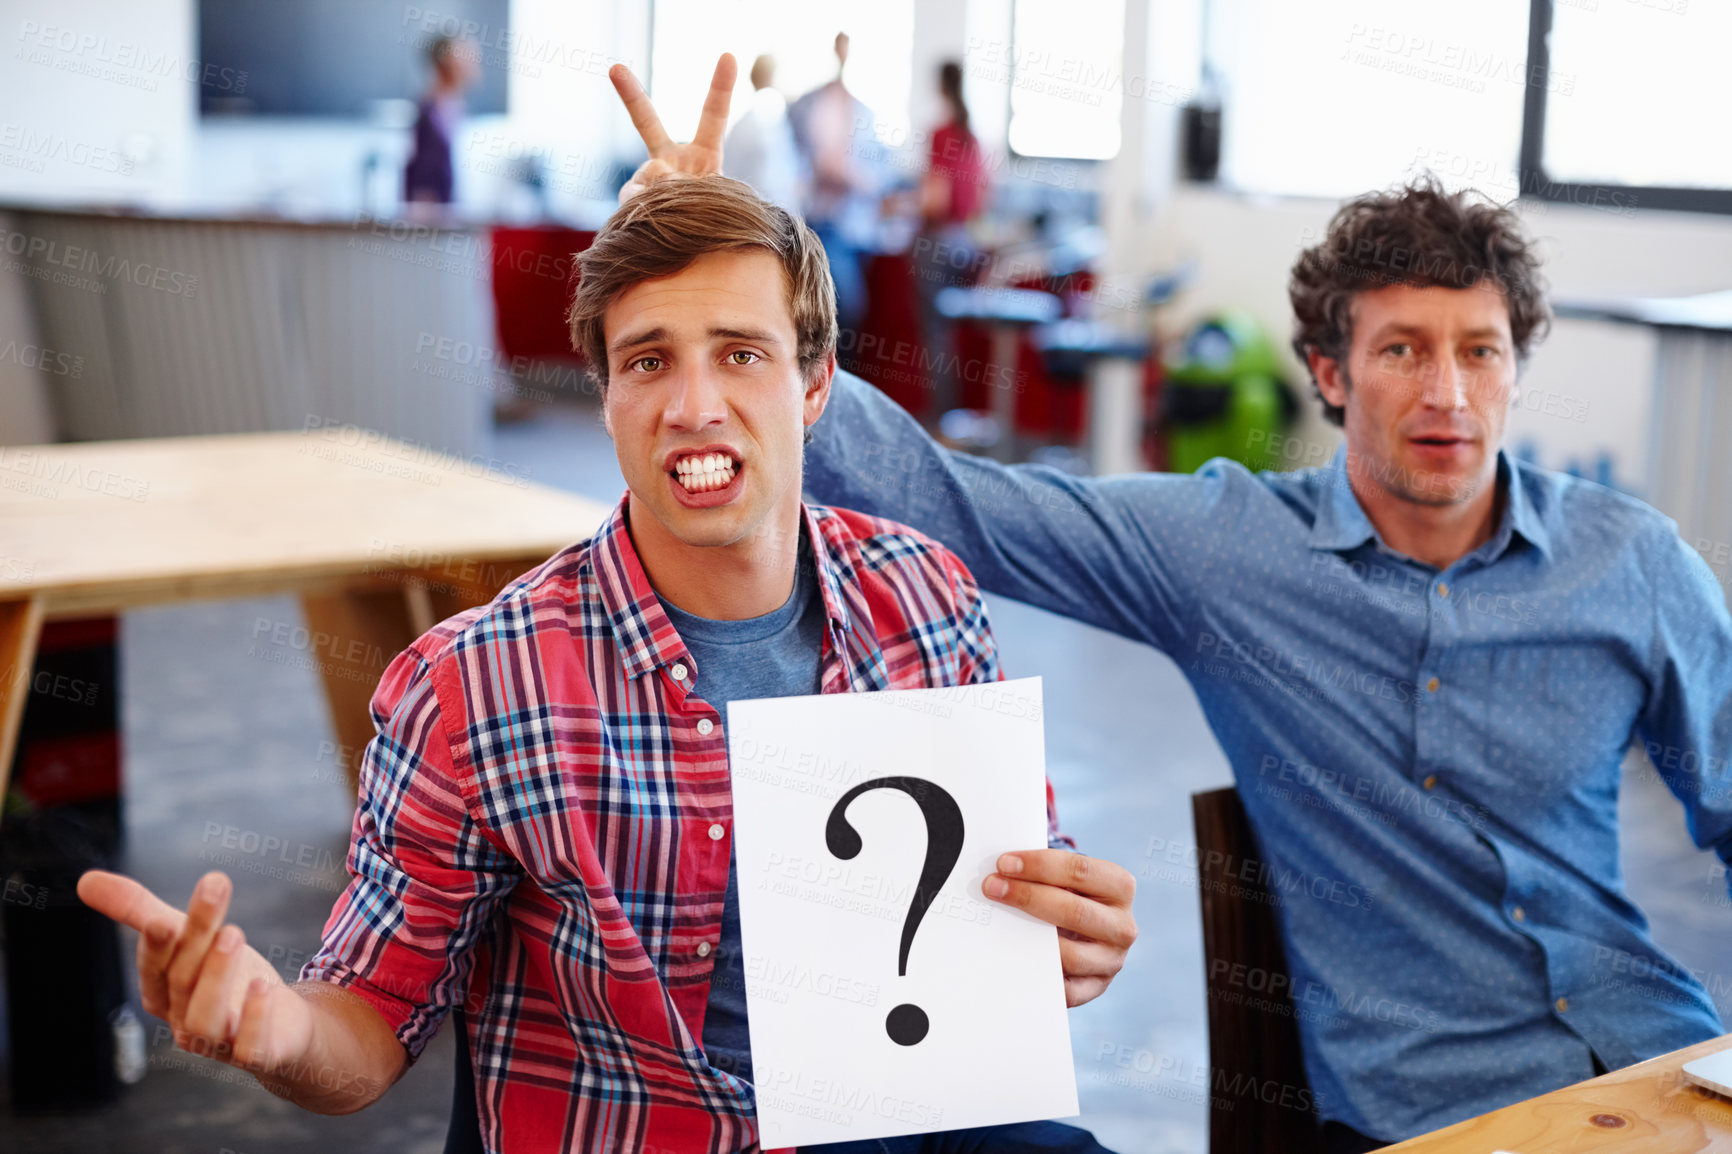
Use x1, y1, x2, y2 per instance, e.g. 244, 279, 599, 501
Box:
708, 823, 725, 840
697, 718, 714, 735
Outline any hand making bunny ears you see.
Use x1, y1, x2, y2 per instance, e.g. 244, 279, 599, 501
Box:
609, 53, 737, 202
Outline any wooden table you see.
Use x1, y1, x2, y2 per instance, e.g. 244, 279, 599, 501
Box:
0, 430, 609, 804
1386, 1035, 1732, 1152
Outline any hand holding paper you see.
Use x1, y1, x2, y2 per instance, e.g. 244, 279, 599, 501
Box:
983, 849, 1138, 1009
727, 677, 1079, 1147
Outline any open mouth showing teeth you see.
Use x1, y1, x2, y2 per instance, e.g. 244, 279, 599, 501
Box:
673, 452, 740, 493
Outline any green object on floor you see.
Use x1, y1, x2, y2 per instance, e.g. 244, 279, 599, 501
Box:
1161, 310, 1293, 474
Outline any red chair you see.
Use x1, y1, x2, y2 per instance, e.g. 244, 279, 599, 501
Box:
845, 252, 934, 418
490, 226, 594, 365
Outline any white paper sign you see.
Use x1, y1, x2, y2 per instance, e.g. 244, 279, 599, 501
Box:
727, 677, 1078, 1147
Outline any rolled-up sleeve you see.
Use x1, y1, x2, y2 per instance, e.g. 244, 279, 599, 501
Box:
301, 648, 521, 1059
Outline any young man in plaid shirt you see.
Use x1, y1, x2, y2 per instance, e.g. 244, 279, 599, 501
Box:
79, 60, 1138, 1152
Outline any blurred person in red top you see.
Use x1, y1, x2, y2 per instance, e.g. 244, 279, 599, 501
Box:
914, 60, 991, 413
921, 61, 989, 229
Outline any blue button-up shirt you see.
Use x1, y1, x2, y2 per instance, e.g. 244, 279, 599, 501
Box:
804, 371, 1732, 1141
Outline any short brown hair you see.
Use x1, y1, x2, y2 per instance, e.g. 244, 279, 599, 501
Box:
567, 176, 837, 389
1289, 175, 1551, 426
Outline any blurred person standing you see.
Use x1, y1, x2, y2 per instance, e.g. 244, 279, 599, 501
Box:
403, 35, 480, 207
915, 59, 991, 413
722, 54, 801, 215
789, 32, 883, 334
921, 61, 989, 230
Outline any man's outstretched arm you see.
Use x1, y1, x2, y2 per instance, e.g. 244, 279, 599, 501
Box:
78, 869, 407, 1114
942, 553, 1138, 1007
807, 370, 1231, 653
1638, 526, 1732, 882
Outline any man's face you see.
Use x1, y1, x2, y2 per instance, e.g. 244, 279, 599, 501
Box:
438, 39, 482, 89
1312, 282, 1517, 507
601, 248, 831, 555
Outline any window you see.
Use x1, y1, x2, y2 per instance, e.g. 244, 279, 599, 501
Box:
1522, 0, 1732, 214
649, 0, 914, 149
1205, 0, 1729, 214
1004, 0, 1126, 160
1209, 0, 1529, 200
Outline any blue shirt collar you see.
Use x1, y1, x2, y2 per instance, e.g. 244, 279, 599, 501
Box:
1308, 446, 1552, 563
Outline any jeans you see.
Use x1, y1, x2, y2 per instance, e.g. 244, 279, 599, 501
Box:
911, 223, 980, 413
801, 1120, 1115, 1153
811, 220, 866, 336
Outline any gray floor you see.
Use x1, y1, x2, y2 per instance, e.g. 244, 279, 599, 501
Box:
2, 400, 1727, 1153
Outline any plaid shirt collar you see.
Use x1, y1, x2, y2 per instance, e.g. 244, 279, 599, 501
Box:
591, 494, 858, 682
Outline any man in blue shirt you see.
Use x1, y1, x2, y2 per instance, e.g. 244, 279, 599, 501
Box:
802, 180, 1732, 1150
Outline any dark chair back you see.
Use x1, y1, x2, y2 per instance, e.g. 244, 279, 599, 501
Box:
1192, 787, 1320, 1154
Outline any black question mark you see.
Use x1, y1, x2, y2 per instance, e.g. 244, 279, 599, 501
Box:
825, 776, 966, 1046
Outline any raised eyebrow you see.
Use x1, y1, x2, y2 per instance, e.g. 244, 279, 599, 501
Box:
709, 326, 784, 345
609, 326, 667, 354
1368, 324, 1426, 345
1368, 324, 1509, 346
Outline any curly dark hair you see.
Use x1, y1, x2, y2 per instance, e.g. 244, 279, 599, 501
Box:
1288, 175, 1551, 426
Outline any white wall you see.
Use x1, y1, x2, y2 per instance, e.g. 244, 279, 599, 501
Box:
500, 0, 649, 202
0, 0, 650, 219
0, 211, 58, 443
911, 0, 969, 145
0, 0, 197, 205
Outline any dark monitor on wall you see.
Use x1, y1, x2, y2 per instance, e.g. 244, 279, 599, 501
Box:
198, 0, 509, 117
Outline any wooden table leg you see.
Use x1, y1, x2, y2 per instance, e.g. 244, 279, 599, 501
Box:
0, 596, 46, 804
299, 588, 420, 798
299, 554, 546, 797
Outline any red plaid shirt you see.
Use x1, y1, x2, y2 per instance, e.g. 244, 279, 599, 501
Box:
303, 498, 1067, 1153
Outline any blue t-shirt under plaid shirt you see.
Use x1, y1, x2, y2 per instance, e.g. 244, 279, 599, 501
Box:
658, 529, 828, 1088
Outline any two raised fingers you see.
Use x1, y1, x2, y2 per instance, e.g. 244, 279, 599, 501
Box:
607, 63, 669, 154
608, 53, 737, 159
689, 53, 738, 153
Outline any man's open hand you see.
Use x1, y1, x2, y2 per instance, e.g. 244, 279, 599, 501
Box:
609, 53, 736, 202
982, 850, 1138, 1008
78, 869, 314, 1075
